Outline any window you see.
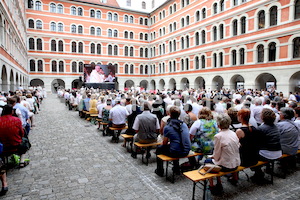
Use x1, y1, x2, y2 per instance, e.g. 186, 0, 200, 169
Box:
181, 37, 185, 49
97, 44, 101, 54
114, 30, 118, 37
114, 13, 118, 21
35, 1, 41, 11
96, 11, 101, 19
130, 16, 134, 23
140, 18, 143, 25
71, 24, 76, 33
140, 65, 144, 74
293, 37, 300, 58
30, 59, 35, 71
219, 24, 224, 39
72, 62, 77, 72
268, 42, 276, 61
196, 11, 200, 21
241, 17, 246, 34
59, 61, 64, 72
181, 18, 185, 28
220, 0, 224, 12
78, 8, 83, 16
130, 64, 134, 74
72, 41, 76, 52
78, 42, 83, 53
295, 0, 300, 19
232, 50, 237, 65
145, 19, 148, 25
195, 32, 200, 45
108, 29, 112, 37
213, 53, 217, 67
124, 31, 128, 39
195, 56, 199, 69
38, 60, 43, 71
125, 64, 129, 74
50, 3, 56, 13
51, 40, 56, 51
96, 28, 101, 36
28, 0, 33, 9
36, 20, 42, 29
79, 62, 84, 72
90, 9, 95, 17
186, 35, 189, 48
71, 6, 76, 15
233, 20, 238, 36
130, 47, 134, 56
186, 58, 189, 70
201, 55, 205, 68
202, 8, 206, 19
257, 44, 264, 62
140, 48, 143, 57
78, 25, 83, 34
130, 32, 134, 39
58, 23, 63, 32
125, 46, 129, 56
29, 38, 34, 50
258, 10, 265, 29
233, 0, 238, 6
173, 4, 176, 12
142, 1, 146, 9
213, 3, 218, 14
52, 60, 57, 72
186, 16, 190, 26
140, 33, 143, 40
173, 22, 177, 31
169, 6, 173, 14
213, 26, 217, 41
240, 48, 245, 64
91, 43, 95, 54
124, 15, 128, 23
58, 40, 63, 52
219, 52, 223, 67
181, 59, 184, 71
37, 38, 42, 50
270, 6, 277, 26
50, 22, 56, 31
145, 48, 148, 58
29, 19, 34, 28
145, 33, 148, 41
57, 4, 63, 13
201, 30, 206, 44
127, 0, 131, 6
108, 12, 112, 20
90, 27, 95, 35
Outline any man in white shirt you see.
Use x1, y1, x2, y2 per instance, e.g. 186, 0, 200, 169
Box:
89, 65, 105, 83
109, 99, 128, 127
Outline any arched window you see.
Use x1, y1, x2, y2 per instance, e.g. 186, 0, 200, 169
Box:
124, 31, 128, 39
270, 6, 277, 26
140, 65, 144, 74
50, 3, 56, 12
241, 17, 246, 34
239, 48, 245, 64
37, 38, 42, 50
29, 38, 34, 50
130, 16, 134, 23
220, 0, 224, 12
78, 42, 83, 53
142, 1, 146, 9
258, 10, 265, 29
72, 41, 76, 52
213, 26, 217, 41
145, 19, 148, 25
79, 62, 84, 72
145, 65, 148, 74
145, 33, 148, 41
124, 15, 128, 22
50, 22, 56, 31
28, 0, 33, 9
58, 23, 63, 31
130, 47, 134, 56
186, 16, 190, 26
213, 53, 217, 67
196, 11, 200, 21
232, 19, 238, 36
170, 6, 173, 14
201, 55, 205, 68
186, 35, 189, 48
173, 22, 177, 31
219, 52, 223, 67
174, 4, 177, 12
186, 58, 189, 70
130, 32, 134, 39
114, 45, 118, 55
181, 18, 185, 27
38, 60, 43, 71
213, 3, 218, 14
29, 19, 34, 28
114, 13, 118, 21
58, 40, 63, 52
202, 8, 206, 19
36, 20, 42, 29
108, 12, 112, 20
52, 60, 57, 72
59, 61, 64, 72
30, 59, 35, 71
72, 61, 77, 72
97, 44, 101, 54
78, 25, 83, 34
181, 37, 185, 49
57, 4, 63, 13
233, 0, 238, 6
130, 64, 134, 74
78, 7, 83, 16
71, 6, 76, 15
219, 24, 224, 39
257, 44, 264, 62
173, 60, 176, 72
145, 48, 148, 58
108, 29, 112, 37
181, 59, 184, 71
125, 46, 129, 56
91, 43, 95, 54
201, 30, 206, 44
90, 9, 95, 17
232, 50, 237, 65
295, 0, 300, 19
195, 32, 200, 45
140, 18, 143, 25
96, 28, 101, 36
96, 10, 101, 19
125, 64, 129, 74
140, 48, 143, 57
195, 56, 199, 69
268, 42, 276, 61
293, 37, 300, 58
51, 40, 56, 51
169, 61, 172, 72
113, 30, 118, 37
35, 1, 42, 10
71, 24, 76, 33
90, 27, 95, 35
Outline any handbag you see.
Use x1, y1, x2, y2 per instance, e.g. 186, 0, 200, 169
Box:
198, 163, 221, 175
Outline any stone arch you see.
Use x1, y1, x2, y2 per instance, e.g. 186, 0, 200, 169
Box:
158, 79, 165, 90
194, 76, 205, 89
140, 80, 148, 90
30, 78, 44, 87
150, 80, 156, 90
124, 80, 134, 89
1, 65, 8, 91
255, 73, 276, 90
15, 72, 19, 87
9, 69, 14, 91
180, 78, 189, 90
289, 71, 300, 92
212, 75, 224, 91
51, 79, 65, 93
71, 79, 81, 89
169, 78, 176, 90
230, 74, 245, 90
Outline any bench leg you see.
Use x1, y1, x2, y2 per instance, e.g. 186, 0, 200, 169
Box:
165, 161, 169, 181
203, 180, 207, 200
270, 160, 274, 185
192, 182, 196, 200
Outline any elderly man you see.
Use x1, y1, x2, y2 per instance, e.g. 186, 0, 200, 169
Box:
89, 65, 105, 83
131, 101, 160, 159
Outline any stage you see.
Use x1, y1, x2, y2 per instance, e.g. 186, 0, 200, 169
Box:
84, 82, 115, 90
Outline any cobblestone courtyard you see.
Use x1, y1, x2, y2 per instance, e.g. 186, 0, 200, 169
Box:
2, 94, 300, 200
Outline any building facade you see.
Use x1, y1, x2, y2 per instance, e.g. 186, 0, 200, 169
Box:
1, 0, 300, 95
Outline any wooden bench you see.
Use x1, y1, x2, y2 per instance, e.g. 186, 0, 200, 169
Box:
120, 134, 134, 150
109, 126, 128, 143
134, 142, 162, 165
157, 152, 203, 183
183, 149, 300, 200
100, 122, 109, 136
89, 114, 98, 125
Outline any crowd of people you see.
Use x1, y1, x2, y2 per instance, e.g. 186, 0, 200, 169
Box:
59, 86, 300, 195
0, 86, 46, 196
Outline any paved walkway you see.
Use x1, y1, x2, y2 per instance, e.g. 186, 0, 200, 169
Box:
2, 94, 300, 200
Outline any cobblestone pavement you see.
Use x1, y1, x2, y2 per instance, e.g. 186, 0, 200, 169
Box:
2, 94, 300, 200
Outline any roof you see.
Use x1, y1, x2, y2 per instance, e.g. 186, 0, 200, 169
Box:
71, 0, 120, 8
